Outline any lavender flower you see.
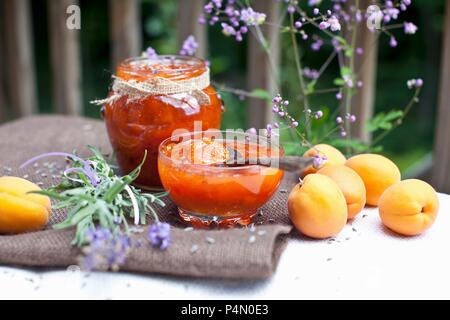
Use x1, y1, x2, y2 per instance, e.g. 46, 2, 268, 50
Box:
314, 110, 323, 119
148, 223, 171, 250
336, 116, 343, 124
389, 36, 398, 48
80, 227, 131, 272
312, 154, 327, 169
240, 7, 266, 26
311, 36, 324, 51
179, 35, 198, 56
287, 5, 295, 14
404, 22, 418, 35
303, 67, 319, 80
313, 8, 319, 15
328, 16, 341, 32
407, 78, 424, 89
21, 152, 101, 187
144, 46, 158, 59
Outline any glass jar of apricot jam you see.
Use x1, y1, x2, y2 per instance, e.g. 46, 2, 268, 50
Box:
102, 55, 223, 189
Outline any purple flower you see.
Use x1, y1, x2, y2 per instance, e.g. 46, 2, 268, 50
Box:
319, 21, 330, 30
179, 35, 198, 56
81, 227, 131, 271
312, 154, 327, 169
204, 3, 214, 14
211, 0, 222, 8
148, 223, 171, 250
21, 152, 100, 187
349, 114, 356, 123
294, 21, 303, 28
287, 5, 295, 14
144, 47, 157, 59
303, 67, 319, 80
407, 78, 424, 89
313, 8, 319, 15
389, 36, 398, 48
291, 121, 299, 128
311, 38, 324, 51
314, 110, 323, 119
404, 22, 418, 35
336, 92, 343, 100
356, 47, 363, 55
328, 16, 341, 32
340, 130, 347, 137
240, 7, 266, 26
336, 116, 343, 124
198, 15, 207, 25
416, 78, 424, 87
247, 127, 257, 135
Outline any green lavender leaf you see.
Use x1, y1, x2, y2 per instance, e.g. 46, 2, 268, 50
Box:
34, 147, 165, 247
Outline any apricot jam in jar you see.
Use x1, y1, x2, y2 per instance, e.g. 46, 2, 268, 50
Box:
158, 130, 284, 228
102, 55, 222, 189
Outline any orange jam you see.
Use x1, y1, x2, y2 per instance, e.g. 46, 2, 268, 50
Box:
103, 55, 222, 189
158, 131, 284, 227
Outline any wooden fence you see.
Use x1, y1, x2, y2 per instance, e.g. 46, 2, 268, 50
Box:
0, 0, 449, 192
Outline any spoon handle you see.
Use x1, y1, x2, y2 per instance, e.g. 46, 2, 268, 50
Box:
225, 155, 315, 172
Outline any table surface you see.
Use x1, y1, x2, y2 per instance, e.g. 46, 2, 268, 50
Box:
1, 193, 448, 300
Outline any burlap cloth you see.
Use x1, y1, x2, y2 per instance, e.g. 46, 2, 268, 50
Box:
0, 116, 295, 279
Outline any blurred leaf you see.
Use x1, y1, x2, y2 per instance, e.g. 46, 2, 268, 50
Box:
145, 18, 165, 37
329, 138, 370, 154
340, 66, 351, 77
334, 78, 345, 86
249, 88, 271, 100
367, 110, 404, 132
306, 81, 316, 94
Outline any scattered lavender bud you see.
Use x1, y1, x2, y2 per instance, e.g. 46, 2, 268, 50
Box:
148, 223, 171, 250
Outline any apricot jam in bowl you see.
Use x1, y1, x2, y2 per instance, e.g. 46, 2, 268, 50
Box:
158, 130, 284, 228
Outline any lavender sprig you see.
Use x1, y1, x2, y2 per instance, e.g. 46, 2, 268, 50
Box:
24, 147, 167, 247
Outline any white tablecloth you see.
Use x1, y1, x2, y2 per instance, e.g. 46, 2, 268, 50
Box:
1, 193, 449, 300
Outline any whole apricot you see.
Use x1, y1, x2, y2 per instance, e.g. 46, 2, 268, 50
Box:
379, 179, 438, 236
0, 176, 51, 234
317, 165, 366, 219
303, 144, 346, 175
345, 154, 400, 206
288, 174, 347, 239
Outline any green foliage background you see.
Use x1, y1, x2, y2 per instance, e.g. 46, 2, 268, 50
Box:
28, 0, 446, 174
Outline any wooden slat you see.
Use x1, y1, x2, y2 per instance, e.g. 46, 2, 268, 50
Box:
351, 1, 378, 143
48, 0, 82, 115
0, 10, 5, 122
176, 0, 207, 58
246, 0, 280, 129
344, 0, 379, 142
2, 0, 37, 118
432, 0, 450, 192
109, 0, 141, 68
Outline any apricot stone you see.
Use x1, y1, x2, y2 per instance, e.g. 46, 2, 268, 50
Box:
0, 176, 51, 234
345, 154, 400, 206
303, 144, 346, 175
288, 174, 347, 239
379, 179, 439, 236
317, 165, 366, 219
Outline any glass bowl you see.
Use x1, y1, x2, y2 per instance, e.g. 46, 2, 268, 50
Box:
158, 130, 284, 228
